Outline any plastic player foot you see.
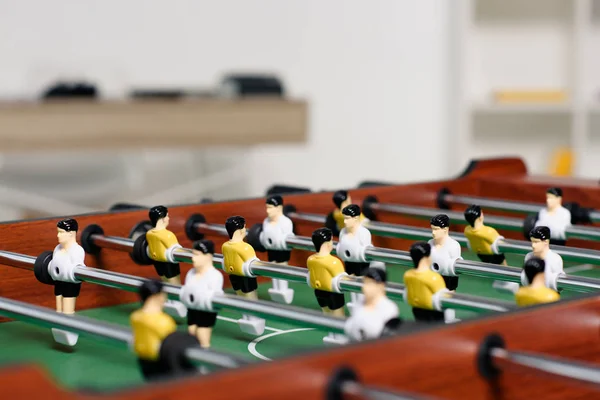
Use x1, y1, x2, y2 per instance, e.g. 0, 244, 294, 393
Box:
444, 309, 460, 324
52, 328, 79, 346
238, 316, 266, 335
267, 287, 294, 304
322, 333, 349, 345
492, 280, 520, 294
163, 300, 188, 319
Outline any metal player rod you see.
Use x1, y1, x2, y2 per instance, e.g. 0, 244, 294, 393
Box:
0, 250, 346, 333
0, 296, 247, 369
364, 202, 600, 242
340, 381, 436, 400
286, 210, 600, 266
489, 346, 600, 387
193, 218, 600, 294
190, 222, 514, 313
440, 191, 600, 223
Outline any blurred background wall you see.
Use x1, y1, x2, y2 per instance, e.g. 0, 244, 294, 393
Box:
0, 0, 597, 221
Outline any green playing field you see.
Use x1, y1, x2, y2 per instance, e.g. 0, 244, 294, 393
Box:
0, 251, 598, 392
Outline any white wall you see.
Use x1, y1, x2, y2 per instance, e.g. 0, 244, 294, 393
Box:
0, 0, 451, 217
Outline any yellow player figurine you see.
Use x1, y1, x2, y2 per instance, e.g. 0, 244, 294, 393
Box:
130, 280, 199, 381
307, 227, 349, 344
325, 190, 365, 236
221, 215, 265, 335
403, 242, 449, 323
515, 257, 560, 307
146, 206, 182, 285
463, 205, 507, 265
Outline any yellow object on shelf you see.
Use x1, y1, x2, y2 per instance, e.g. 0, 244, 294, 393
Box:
549, 148, 573, 177
493, 90, 567, 104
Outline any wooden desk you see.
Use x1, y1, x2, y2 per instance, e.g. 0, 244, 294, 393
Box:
0, 99, 308, 150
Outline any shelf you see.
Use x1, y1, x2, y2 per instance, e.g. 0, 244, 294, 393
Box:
472, 102, 572, 114
0, 99, 308, 151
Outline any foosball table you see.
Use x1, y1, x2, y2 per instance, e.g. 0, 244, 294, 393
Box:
0, 157, 598, 400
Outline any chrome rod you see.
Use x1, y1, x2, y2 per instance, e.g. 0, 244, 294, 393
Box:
287, 211, 600, 266
443, 193, 543, 215
443, 193, 600, 224
341, 381, 437, 400
0, 250, 347, 333
367, 202, 600, 241
190, 222, 514, 313
491, 348, 600, 386
0, 296, 247, 369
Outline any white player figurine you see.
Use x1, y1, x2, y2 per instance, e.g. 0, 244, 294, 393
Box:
336, 204, 374, 314
48, 218, 86, 346
258, 195, 295, 304
534, 187, 571, 246
428, 214, 462, 323
181, 239, 224, 349
521, 226, 564, 291
344, 268, 400, 341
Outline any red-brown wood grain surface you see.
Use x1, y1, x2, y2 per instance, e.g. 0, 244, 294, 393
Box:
1, 157, 599, 399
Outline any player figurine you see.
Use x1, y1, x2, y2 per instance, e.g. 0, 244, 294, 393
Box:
259, 195, 295, 304
325, 190, 365, 236
222, 215, 266, 335
343, 267, 400, 341
307, 227, 348, 344
463, 205, 516, 294
48, 218, 86, 345
336, 204, 373, 314
131, 280, 199, 381
146, 205, 186, 318
515, 257, 560, 307
428, 214, 461, 323
521, 226, 564, 291
183, 240, 223, 348
534, 187, 571, 246
146, 206, 182, 285
403, 242, 448, 323
463, 205, 506, 265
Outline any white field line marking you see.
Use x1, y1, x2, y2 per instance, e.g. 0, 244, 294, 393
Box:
247, 328, 315, 361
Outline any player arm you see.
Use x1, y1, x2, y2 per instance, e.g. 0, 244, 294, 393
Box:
359, 228, 372, 246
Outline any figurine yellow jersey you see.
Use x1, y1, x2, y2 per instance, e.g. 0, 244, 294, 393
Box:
515, 286, 560, 307
146, 229, 179, 262
463, 225, 500, 255
403, 269, 446, 310
307, 253, 345, 292
222, 240, 257, 276
130, 309, 177, 360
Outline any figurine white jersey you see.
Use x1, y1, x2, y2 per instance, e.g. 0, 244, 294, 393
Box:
535, 207, 571, 240
522, 250, 564, 289
337, 226, 372, 262
344, 297, 399, 341
427, 237, 462, 276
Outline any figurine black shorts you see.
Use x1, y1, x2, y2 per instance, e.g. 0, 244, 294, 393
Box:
477, 253, 506, 265
137, 358, 170, 381
153, 262, 180, 279
412, 307, 444, 322
267, 250, 291, 263
442, 275, 459, 291
314, 289, 345, 310
344, 261, 370, 276
54, 281, 82, 298
229, 275, 258, 293
187, 310, 218, 328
